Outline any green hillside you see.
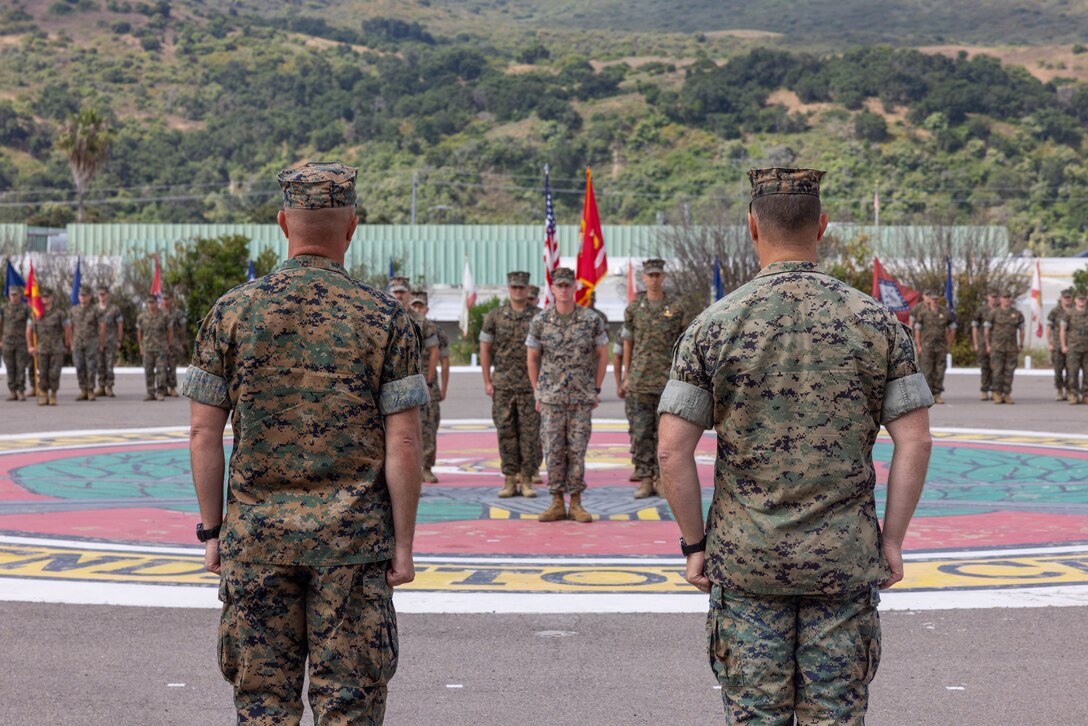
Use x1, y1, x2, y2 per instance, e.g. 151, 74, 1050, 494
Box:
1, 0, 1088, 254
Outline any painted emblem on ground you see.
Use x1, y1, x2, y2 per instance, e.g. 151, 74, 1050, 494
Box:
0, 423, 1086, 608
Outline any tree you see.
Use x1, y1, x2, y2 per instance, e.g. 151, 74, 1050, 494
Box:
55, 108, 114, 222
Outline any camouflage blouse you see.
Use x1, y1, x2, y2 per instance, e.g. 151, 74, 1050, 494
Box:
622, 293, 687, 394
70, 303, 102, 345
181, 254, 428, 566
480, 303, 536, 392
659, 261, 932, 596
985, 307, 1024, 352
527, 305, 609, 405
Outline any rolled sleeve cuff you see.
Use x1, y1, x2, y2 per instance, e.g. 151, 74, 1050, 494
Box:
180, 366, 230, 409
478, 331, 495, 344
983, 322, 992, 329
525, 335, 541, 349
620, 326, 633, 341
379, 374, 430, 415
612, 342, 622, 355
881, 372, 934, 424
594, 332, 610, 347
658, 379, 713, 429
423, 335, 439, 349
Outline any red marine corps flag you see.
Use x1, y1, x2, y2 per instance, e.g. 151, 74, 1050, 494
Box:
872, 256, 920, 325
575, 168, 607, 306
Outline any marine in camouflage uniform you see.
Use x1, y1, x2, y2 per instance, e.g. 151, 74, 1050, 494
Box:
1, 286, 30, 401
28, 288, 68, 406
136, 297, 173, 401
161, 293, 186, 397
1060, 291, 1088, 404
410, 291, 447, 482
911, 291, 955, 404
95, 286, 124, 397
408, 288, 441, 483
971, 292, 999, 400
984, 291, 1025, 404
622, 258, 688, 497
68, 288, 104, 401
182, 161, 428, 725
658, 168, 933, 724
480, 271, 541, 497
527, 267, 610, 523
1048, 288, 1073, 400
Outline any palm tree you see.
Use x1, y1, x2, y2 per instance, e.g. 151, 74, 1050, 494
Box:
56, 108, 113, 222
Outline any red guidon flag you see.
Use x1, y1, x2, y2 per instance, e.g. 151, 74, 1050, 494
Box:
575, 168, 607, 306
25, 260, 43, 319
871, 256, 920, 325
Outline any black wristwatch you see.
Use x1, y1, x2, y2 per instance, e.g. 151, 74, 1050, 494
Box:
196, 523, 221, 542
679, 535, 707, 556
595, 387, 602, 394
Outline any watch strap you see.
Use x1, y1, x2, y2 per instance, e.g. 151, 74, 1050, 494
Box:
680, 535, 707, 556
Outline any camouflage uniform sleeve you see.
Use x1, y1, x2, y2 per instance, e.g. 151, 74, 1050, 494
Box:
881, 316, 933, 424
526, 314, 542, 349
378, 308, 429, 416
1016, 310, 1025, 328
593, 315, 609, 348
657, 322, 713, 429
422, 319, 439, 350
621, 303, 635, 341
179, 306, 230, 409
479, 309, 496, 344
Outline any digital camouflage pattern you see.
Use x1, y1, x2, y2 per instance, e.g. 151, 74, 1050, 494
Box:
747, 167, 825, 200
972, 303, 996, 393
527, 306, 608, 405
70, 303, 102, 392
219, 559, 397, 724
708, 584, 881, 723
1049, 304, 1069, 391
913, 304, 954, 396
277, 161, 357, 210
96, 301, 124, 390
481, 302, 541, 476
1063, 307, 1088, 397
138, 307, 171, 396
410, 311, 440, 470
31, 306, 68, 392
422, 321, 448, 469
540, 403, 593, 494
165, 305, 187, 391
660, 261, 931, 595
1, 298, 30, 394
986, 307, 1024, 396
181, 254, 427, 566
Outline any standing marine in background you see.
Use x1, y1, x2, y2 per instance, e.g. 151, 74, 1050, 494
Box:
971, 290, 999, 400
94, 285, 124, 398
161, 292, 186, 397
985, 290, 1025, 405
912, 289, 955, 405
68, 288, 105, 401
1048, 288, 1073, 400
1, 284, 30, 401
27, 287, 68, 406
400, 283, 439, 482
1060, 290, 1088, 405
136, 295, 173, 401
411, 290, 447, 483
622, 259, 688, 497
480, 271, 540, 498
526, 284, 544, 483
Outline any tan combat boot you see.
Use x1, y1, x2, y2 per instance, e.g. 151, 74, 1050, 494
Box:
518, 473, 537, 498
169, 387, 178, 397
4, 392, 16, 401
422, 468, 439, 483
143, 393, 157, 401
87, 389, 96, 401
1057, 388, 1066, 401
634, 478, 655, 499
37, 392, 49, 406
76, 389, 88, 401
628, 471, 641, 482
531, 473, 543, 484
538, 493, 567, 522
17, 391, 26, 401
106, 386, 114, 397
932, 394, 944, 404
1004, 393, 1015, 405
993, 393, 1004, 404
48, 390, 57, 406
980, 391, 990, 401
567, 493, 593, 523
94, 387, 106, 397
498, 476, 518, 498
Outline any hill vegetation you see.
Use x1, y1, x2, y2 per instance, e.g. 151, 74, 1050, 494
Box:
1, 0, 1088, 253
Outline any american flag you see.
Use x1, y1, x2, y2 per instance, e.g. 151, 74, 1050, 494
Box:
542, 166, 559, 308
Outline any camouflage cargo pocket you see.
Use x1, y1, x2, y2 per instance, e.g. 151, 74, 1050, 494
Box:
706, 586, 741, 686
217, 575, 239, 685
346, 565, 399, 688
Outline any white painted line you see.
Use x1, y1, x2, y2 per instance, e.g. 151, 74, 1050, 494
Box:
446, 685, 463, 689
167, 683, 185, 688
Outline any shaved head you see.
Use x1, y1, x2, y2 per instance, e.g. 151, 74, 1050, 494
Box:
278, 206, 358, 263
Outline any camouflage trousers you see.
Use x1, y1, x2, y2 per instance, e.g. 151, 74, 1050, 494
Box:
1052, 348, 1067, 390
708, 584, 881, 725
219, 559, 398, 725
96, 342, 119, 389
919, 345, 948, 396
977, 351, 992, 392
492, 388, 540, 477
423, 382, 441, 468
72, 342, 99, 391
3, 345, 29, 393
539, 402, 593, 495
165, 346, 179, 390
628, 390, 662, 479
990, 350, 1017, 395
36, 351, 63, 392
142, 349, 168, 395
1067, 349, 1087, 397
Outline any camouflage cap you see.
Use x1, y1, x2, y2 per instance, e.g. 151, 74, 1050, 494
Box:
147, 295, 159, 302
925, 290, 940, 298
507, 271, 530, 287
410, 290, 428, 307
642, 258, 666, 274
1076, 289, 1088, 300
40, 286, 54, 297
748, 167, 825, 200
528, 285, 540, 298
389, 276, 411, 293
78, 288, 92, 297
277, 161, 358, 210
96, 285, 110, 293
552, 267, 575, 284
1000, 290, 1014, 298
1061, 287, 1075, 297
